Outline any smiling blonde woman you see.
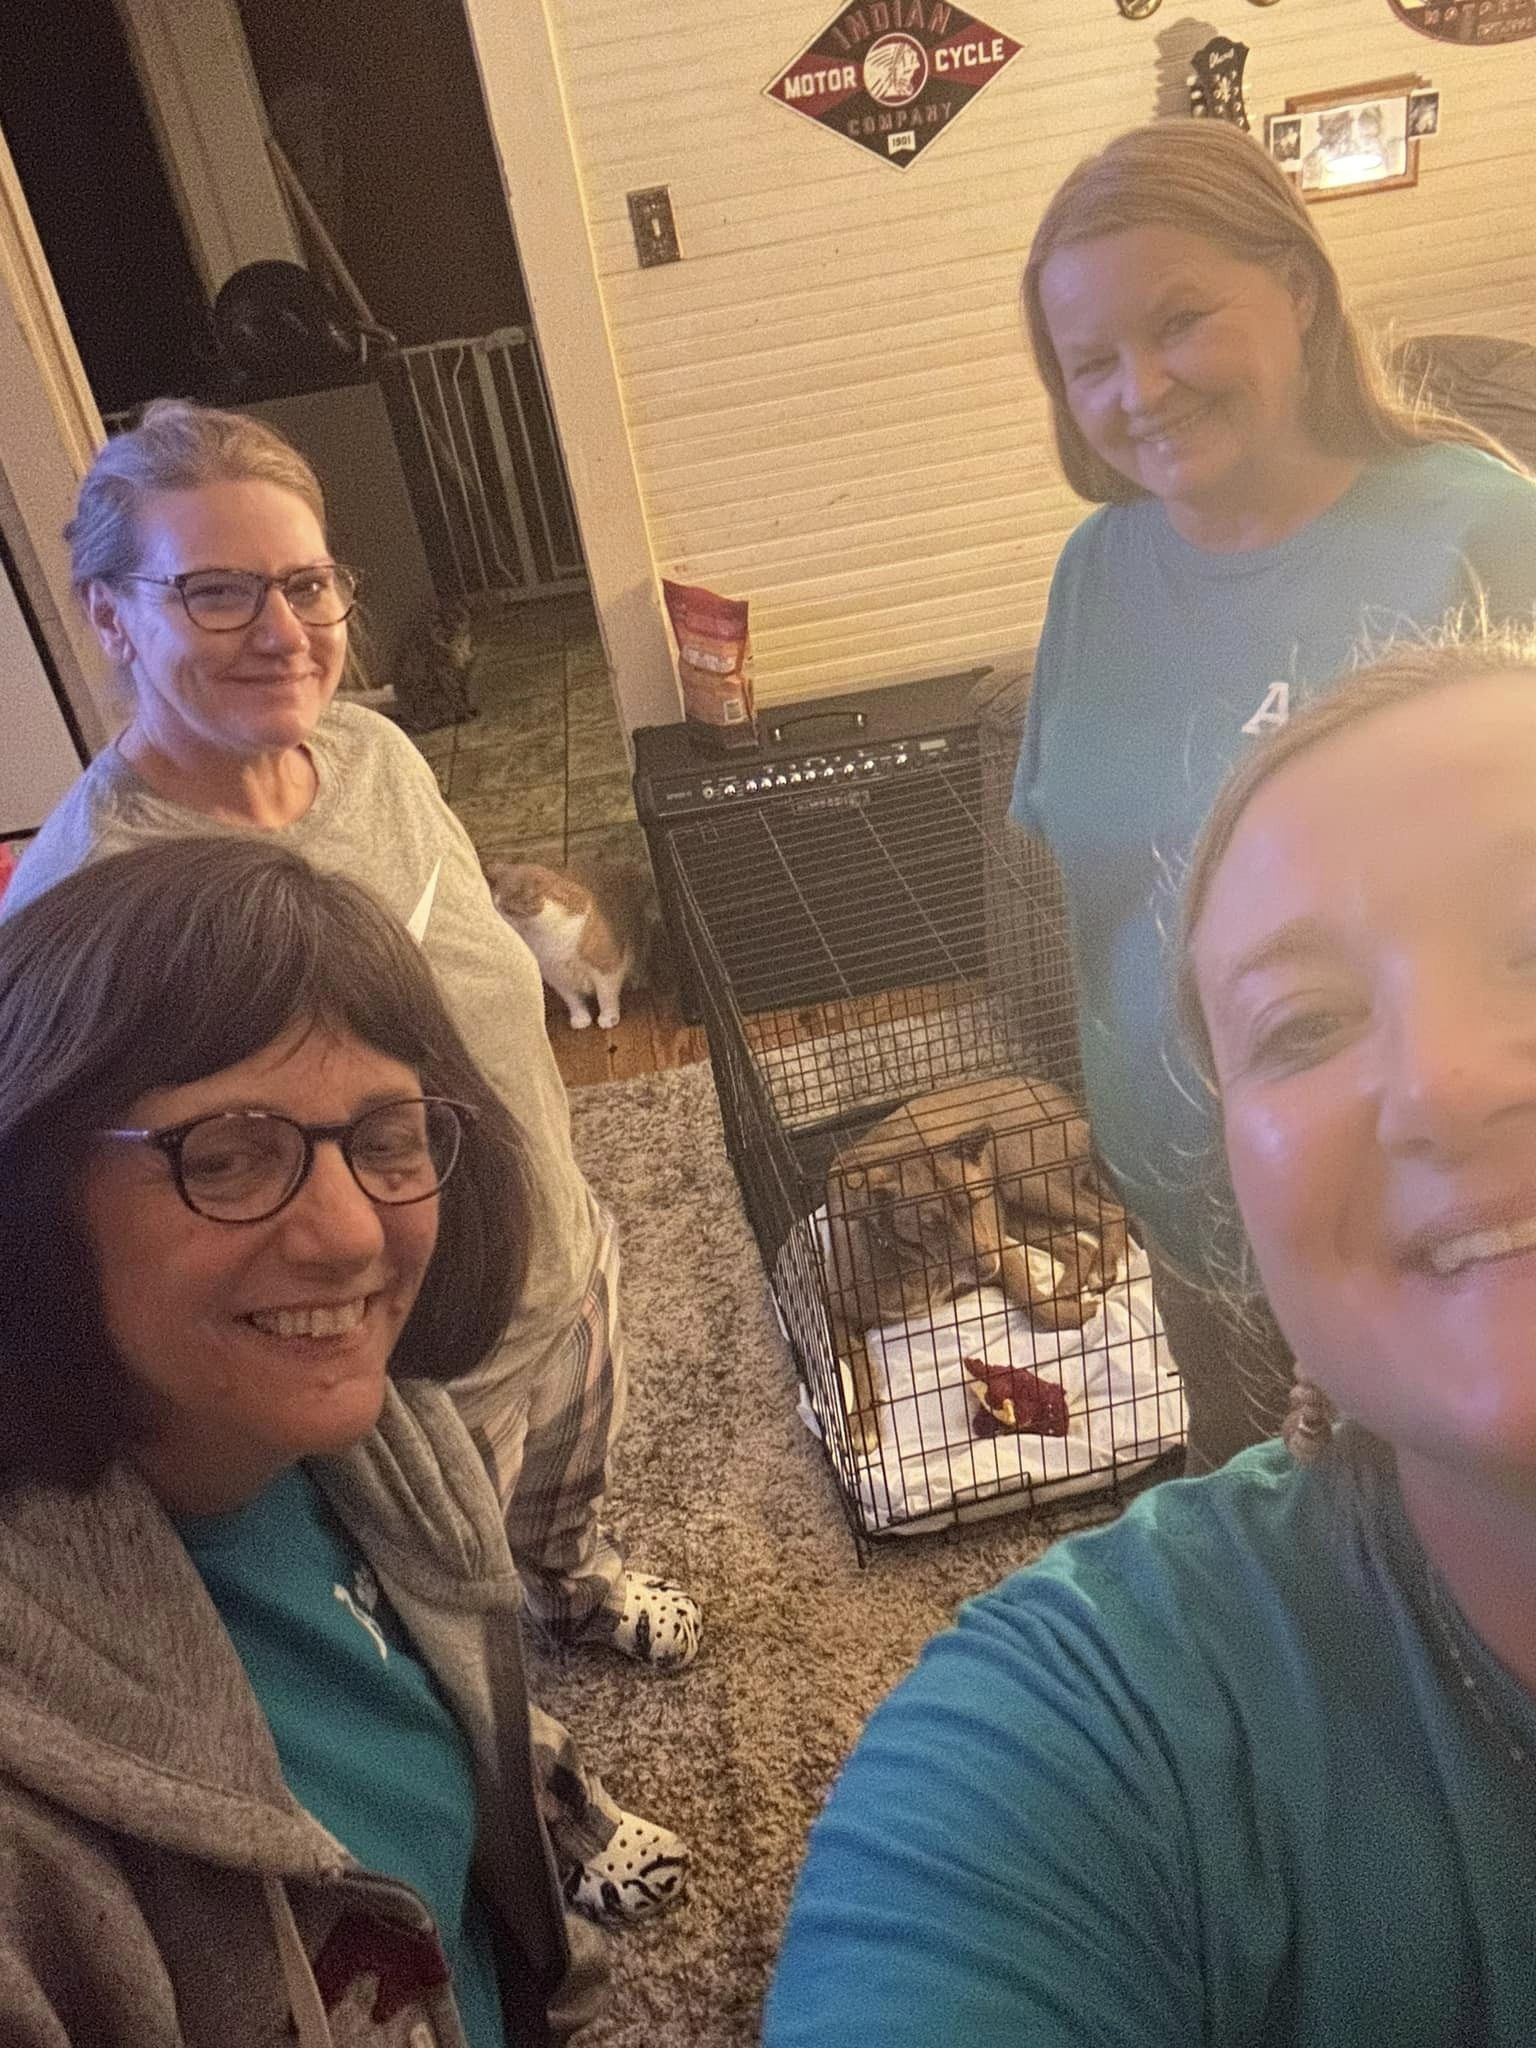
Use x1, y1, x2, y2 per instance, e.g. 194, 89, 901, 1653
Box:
1010, 119, 1536, 1471
769, 625, 1536, 2048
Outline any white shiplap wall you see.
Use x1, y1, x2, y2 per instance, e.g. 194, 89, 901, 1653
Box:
543, 0, 1536, 706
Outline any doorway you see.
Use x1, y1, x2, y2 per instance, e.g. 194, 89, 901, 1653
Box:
0, 0, 209, 411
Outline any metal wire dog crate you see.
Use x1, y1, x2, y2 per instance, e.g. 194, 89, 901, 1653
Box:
663, 715, 1185, 1548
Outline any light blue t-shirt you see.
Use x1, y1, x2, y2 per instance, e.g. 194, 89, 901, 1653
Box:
176, 1466, 506, 2048
767, 1434, 1536, 2045
1010, 443, 1536, 1272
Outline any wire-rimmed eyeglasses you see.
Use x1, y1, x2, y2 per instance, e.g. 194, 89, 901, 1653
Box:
120, 562, 361, 633
96, 1097, 472, 1224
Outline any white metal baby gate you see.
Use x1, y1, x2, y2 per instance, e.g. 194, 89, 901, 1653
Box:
106, 326, 588, 608
389, 328, 587, 604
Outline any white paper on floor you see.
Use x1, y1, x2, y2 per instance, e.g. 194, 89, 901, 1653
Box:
792, 1223, 1186, 1534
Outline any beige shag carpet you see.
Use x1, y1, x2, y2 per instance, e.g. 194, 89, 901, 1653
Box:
533, 1061, 1117, 2046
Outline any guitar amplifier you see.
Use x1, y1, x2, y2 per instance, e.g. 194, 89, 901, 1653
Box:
632, 669, 996, 1019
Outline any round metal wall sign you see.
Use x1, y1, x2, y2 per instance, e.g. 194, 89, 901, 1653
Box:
1386, 0, 1536, 41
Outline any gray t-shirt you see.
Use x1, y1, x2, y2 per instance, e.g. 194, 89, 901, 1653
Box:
4, 701, 599, 1403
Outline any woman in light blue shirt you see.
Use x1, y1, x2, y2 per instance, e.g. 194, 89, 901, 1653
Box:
1009, 120, 1536, 1469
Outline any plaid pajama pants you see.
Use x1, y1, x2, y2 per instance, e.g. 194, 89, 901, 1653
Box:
457, 1210, 632, 1864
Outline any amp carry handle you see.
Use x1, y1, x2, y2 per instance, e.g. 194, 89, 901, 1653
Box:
768, 708, 868, 745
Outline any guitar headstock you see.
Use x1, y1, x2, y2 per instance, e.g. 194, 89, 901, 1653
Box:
1187, 35, 1251, 130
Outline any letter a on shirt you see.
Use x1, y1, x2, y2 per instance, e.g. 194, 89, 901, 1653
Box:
1242, 681, 1291, 737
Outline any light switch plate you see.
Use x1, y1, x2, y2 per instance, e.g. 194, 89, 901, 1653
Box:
628, 186, 681, 268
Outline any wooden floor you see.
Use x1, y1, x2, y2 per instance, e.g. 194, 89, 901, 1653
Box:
548, 975, 990, 1091
546, 985, 709, 1088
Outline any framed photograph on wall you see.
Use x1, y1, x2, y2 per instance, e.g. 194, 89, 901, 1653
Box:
1265, 75, 1428, 201
1407, 88, 1440, 138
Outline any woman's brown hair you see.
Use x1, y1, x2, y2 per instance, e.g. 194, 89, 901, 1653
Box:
0, 837, 527, 1489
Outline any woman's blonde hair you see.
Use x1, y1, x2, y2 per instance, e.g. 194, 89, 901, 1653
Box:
1172, 620, 1536, 1459
67, 397, 329, 589
1176, 618, 1536, 1083
66, 398, 372, 697
1022, 120, 1515, 504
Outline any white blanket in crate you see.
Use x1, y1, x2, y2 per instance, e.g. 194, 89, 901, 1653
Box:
793, 1224, 1185, 1534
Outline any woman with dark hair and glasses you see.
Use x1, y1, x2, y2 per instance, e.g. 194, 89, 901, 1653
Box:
0, 835, 621, 2045
1, 398, 697, 1923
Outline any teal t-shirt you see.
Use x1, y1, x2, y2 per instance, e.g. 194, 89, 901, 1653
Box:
766, 1435, 1536, 2045
177, 1465, 506, 2048
1010, 443, 1536, 1273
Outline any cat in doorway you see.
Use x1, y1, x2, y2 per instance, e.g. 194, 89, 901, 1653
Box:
487, 857, 671, 1029
390, 599, 478, 734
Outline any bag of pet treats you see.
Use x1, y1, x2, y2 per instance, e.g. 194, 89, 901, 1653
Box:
662, 578, 760, 754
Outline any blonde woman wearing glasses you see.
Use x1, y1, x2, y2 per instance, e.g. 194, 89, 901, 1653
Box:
1, 399, 697, 1925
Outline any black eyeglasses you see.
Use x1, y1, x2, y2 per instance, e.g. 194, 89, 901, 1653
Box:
121, 563, 360, 633
97, 1097, 472, 1224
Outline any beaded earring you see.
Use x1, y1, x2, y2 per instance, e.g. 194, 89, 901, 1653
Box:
1281, 1378, 1336, 1463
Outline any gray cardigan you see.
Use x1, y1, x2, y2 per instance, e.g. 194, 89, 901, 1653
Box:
0, 1380, 607, 2045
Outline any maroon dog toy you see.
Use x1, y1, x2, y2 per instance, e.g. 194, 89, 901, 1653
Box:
963, 1356, 1070, 1438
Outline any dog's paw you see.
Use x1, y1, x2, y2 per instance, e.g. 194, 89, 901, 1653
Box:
835, 1352, 882, 1457
849, 1406, 882, 1456
1097, 1226, 1131, 1290
597, 1009, 620, 1028
567, 1012, 593, 1030
1073, 1233, 1109, 1294
1031, 1290, 1098, 1332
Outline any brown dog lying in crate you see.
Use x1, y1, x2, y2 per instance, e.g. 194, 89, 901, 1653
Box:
825, 1076, 1130, 1454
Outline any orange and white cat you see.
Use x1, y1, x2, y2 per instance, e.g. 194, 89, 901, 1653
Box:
486, 858, 662, 1030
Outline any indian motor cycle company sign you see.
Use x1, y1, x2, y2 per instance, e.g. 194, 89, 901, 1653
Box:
765, 1, 1021, 169
1387, 0, 1536, 38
